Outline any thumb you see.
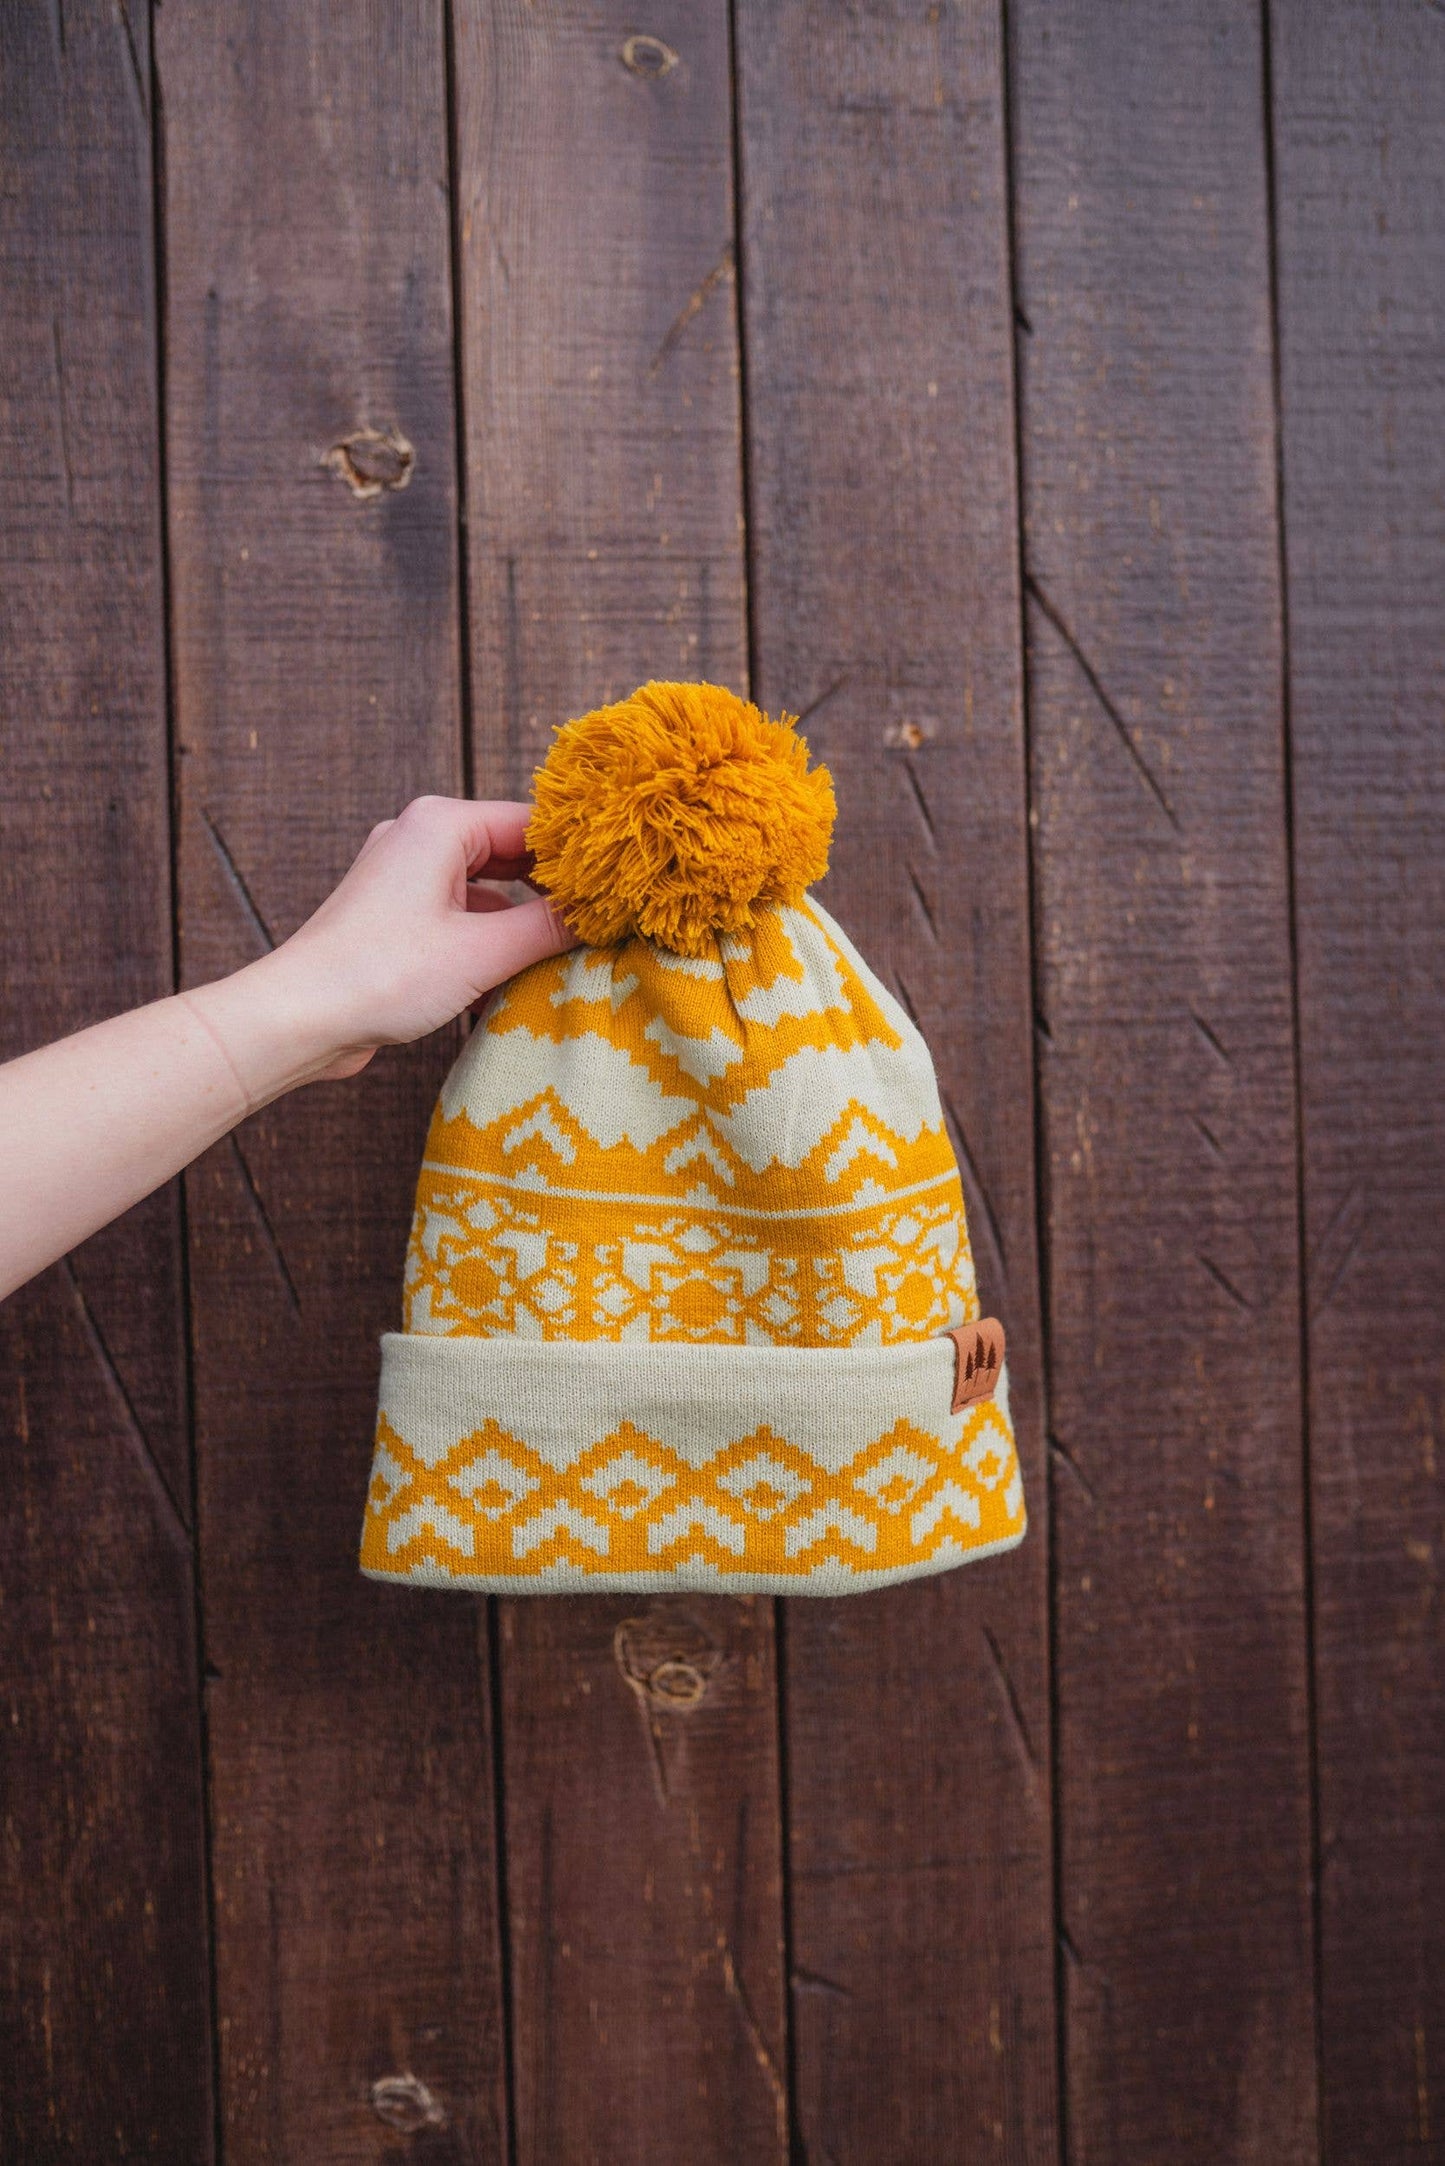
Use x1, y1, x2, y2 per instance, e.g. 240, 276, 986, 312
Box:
468, 893, 578, 995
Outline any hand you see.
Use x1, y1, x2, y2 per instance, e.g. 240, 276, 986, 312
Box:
263, 796, 579, 1081
0, 797, 578, 1302
185, 797, 579, 1099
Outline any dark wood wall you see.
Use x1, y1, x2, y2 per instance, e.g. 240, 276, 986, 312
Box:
1, 4, 1439, 2160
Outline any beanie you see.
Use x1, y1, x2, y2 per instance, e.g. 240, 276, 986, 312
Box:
360, 682, 1025, 1595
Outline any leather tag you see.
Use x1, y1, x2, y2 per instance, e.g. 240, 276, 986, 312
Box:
947, 1317, 1005, 1414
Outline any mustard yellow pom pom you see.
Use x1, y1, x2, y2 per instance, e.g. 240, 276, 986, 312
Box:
524, 681, 836, 957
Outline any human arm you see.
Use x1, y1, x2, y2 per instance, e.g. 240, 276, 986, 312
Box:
0, 796, 575, 1301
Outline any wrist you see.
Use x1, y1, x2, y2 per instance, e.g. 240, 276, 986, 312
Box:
182, 949, 351, 1114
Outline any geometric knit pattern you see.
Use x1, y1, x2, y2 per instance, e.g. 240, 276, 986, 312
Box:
362, 894, 1025, 1591
362, 1400, 1022, 1586
403, 1172, 973, 1346
402, 899, 975, 1346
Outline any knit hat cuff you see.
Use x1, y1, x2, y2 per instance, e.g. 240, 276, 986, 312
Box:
361, 1332, 1025, 1596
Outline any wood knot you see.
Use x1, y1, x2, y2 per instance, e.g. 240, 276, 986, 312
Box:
647, 1657, 707, 1705
370, 2074, 445, 2132
620, 33, 678, 78
325, 425, 415, 499
614, 1609, 721, 1709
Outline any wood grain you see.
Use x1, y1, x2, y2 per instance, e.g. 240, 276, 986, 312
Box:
1009, 1, 1317, 2155
734, 4, 1057, 2157
1270, 4, 1445, 2156
498, 1597, 787, 2161
4, 5, 1442, 2152
0, 3, 213, 2156
450, 4, 787, 2158
156, 3, 507, 2155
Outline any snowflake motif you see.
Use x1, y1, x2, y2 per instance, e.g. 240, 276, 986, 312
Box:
405, 1176, 975, 1349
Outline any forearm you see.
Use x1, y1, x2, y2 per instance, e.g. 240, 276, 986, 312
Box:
0, 955, 335, 1300
0, 795, 573, 1305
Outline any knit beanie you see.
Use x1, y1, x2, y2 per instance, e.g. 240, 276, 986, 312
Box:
360, 682, 1025, 1595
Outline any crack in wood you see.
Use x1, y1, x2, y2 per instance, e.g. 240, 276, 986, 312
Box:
718, 1935, 788, 2131
613, 1634, 674, 1809
940, 1087, 1008, 1282
906, 862, 939, 941
793, 669, 851, 730
791, 1967, 854, 2001
980, 1622, 1039, 1782
901, 756, 937, 846
1196, 1251, 1253, 1312
201, 807, 277, 952
1049, 1432, 1096, 1505
1189, 1111, 1225, 1159
667, 1738, 788, 2147
1025, 573, 1182, 832
227, 1135, 302, 1312
114, 0, 147, 122
1311, 1178, 1362, 1258
1308, 1181, 1367, 1320
1058, 1923, 1087, 1973
1310, 1220, 1363, 1323
1189, 1008, 1232, 1066
649, 244, 734, 376
60, 1257, 190, 1550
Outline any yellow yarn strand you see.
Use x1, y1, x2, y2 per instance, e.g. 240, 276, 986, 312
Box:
524, 681, 836, 956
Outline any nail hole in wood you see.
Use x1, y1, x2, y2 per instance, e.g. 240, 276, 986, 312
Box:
370, 2074, 445, 2132
325, 425, 415, 500
620, 33, 678, 78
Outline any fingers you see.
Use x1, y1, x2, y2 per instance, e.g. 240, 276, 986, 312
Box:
352, 817, 397, 866
463, 884, 516, 914
468, 894, 577, 993
463, 801, 535, 874
468, 854, 535, 885
390, 794, 536, 874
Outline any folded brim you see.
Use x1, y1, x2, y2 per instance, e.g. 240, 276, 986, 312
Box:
360, 1332, 1026, 1596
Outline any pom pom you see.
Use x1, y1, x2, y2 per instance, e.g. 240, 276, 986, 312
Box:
524, 681, 836, 957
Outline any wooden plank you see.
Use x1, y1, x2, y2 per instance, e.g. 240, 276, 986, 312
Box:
156, 5, 508, 2155
1269, 6, 1445, 2155
1009, 2, 1317, 2155
733, 5, 1057, 2158
0, 3, 213, 2156
450, 5, 788, 2157
497, 1597, 787, 2158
